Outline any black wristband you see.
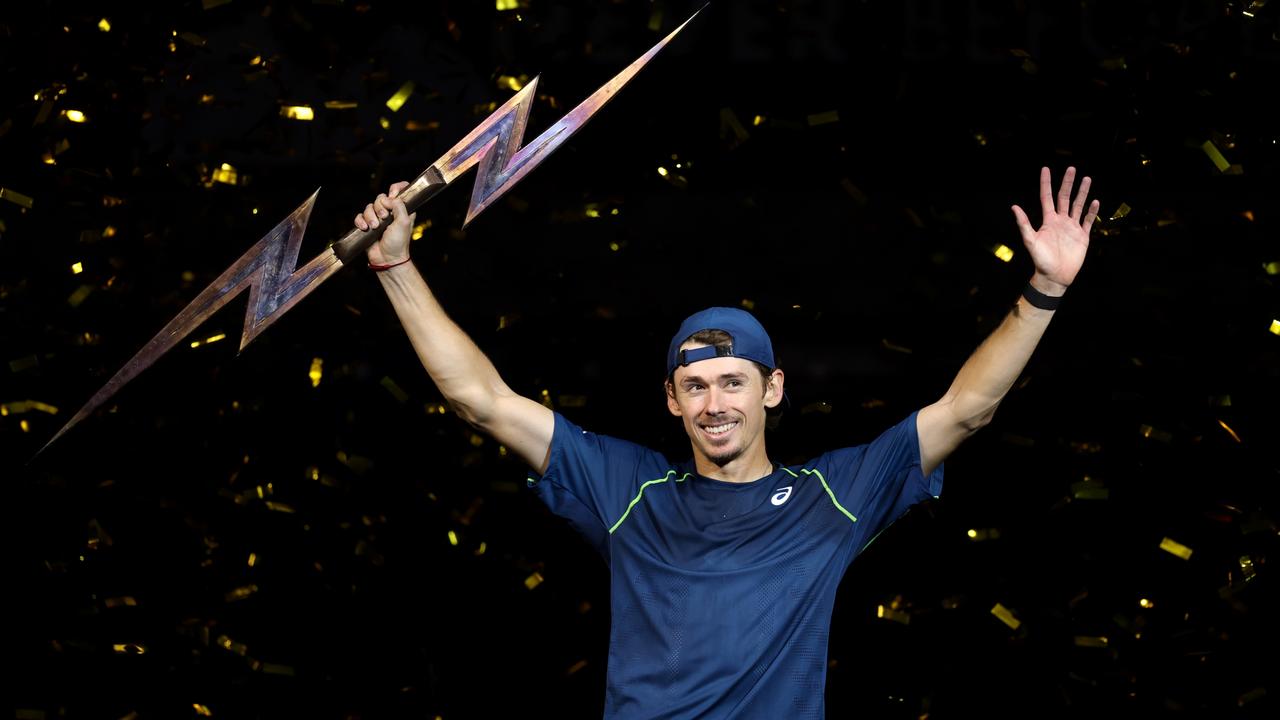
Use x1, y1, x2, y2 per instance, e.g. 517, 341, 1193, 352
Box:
1022, 282, 1064, 311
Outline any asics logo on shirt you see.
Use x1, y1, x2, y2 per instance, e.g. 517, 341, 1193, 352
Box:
770, 486, 793, 506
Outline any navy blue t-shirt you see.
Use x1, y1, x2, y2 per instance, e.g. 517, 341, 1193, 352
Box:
526, 411, 944, 719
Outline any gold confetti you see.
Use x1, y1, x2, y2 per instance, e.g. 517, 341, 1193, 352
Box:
209, 163, 238, 185
806, 110, 839, 126
309, 357, 323, 387
740, 298, 756, 310
1138, 424, 1173, 443
558, 395, 587, 408
475, 541, 487, 556
192, 704, 212, 717
112, 643, 147, 654
497, 74, 527, 92
1263, 261, 1279, 275
992, 244, 1015, 262
224, 585, 258, 602
324, 100, 357, 110
259, 662, 296, 676
67, 284, 94, 307
71, 261, 83, 274
104, 596, 137, 608
0, 187, 34, 209
64, 109, 87, 123
247, 552, 257, 567
990, 603, 1021, 630
496, 0, 521, 10
524, 571, 544, 590
1109, 202, 1131, 220
379, 117, 391, 130
386, 82, 414, 112
1, 400, 58, 415
279, 105, 314, 121
216, 634, 249, 656
178, 31, 207, 47
1239, 555, 1256, 581
98, 18, 111, 31
1073, 636, 1109, 648
876, 604, 910, 625
264, 501, 295, 513
1139, 597, 1154, 608
190, 333, 226, 349
381, 376, 408, 403
965, 528, 1001, 541
1070, 477, 1109, 500
1269, 319, 1280, 336
1159, 536, 1193, 560
567, 659, 589, 676
1217, 419, 1242, 443
1201, 140, 1231, 172
203, 0, 232, 9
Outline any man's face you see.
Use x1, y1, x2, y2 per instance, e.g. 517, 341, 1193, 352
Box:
666, 345, 784, 469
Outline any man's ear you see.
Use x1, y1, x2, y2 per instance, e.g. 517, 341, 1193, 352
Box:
763, 368, 785, 409
665, 380, 682, 417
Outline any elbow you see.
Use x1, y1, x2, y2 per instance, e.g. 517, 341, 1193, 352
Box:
450, 383, 515, 431
946, 394, 998, 434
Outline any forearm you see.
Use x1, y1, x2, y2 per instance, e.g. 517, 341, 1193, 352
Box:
941, 275, 1062, 429
375, 262, 513, 425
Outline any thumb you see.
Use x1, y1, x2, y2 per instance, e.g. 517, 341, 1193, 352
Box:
1011, 204, 1036, 247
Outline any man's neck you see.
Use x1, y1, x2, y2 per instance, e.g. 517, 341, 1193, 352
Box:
692, 448, 774, 484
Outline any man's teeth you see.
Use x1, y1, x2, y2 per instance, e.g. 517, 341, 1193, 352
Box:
703, 422, 737, 435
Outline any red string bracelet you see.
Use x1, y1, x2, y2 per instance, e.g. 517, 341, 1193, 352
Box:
368, 257, 413, 272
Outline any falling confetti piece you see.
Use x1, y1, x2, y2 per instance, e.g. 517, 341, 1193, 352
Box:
806, 110, 839, 126
279, 105, 314, 121
1159, 536, 1193, 560
1073, 636, 1109, 648
1201, 140, 1230, 172
386, 82, 414, 112
525, 571, 544, 590
0, 187, 34, 208
991, 603, 1021, 630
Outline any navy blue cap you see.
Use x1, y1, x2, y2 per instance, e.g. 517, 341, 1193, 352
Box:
666, 307, 776, 377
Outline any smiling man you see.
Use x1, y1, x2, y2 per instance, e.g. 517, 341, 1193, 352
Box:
357, 166, 1099, 718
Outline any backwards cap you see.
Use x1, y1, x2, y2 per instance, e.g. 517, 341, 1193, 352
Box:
665, 307, 776, 377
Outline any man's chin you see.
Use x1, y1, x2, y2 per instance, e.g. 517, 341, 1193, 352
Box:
705, 445, 743, 468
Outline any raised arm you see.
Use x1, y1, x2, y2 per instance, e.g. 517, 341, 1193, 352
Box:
916, 166, 1100, 476
358, 182, 554, 473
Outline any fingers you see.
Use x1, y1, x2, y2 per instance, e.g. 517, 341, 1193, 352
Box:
1056, 166, 1076, 215
1070, 175, 1092, 219
1038, 166, 1054, 218
1081, 199, 1100, 236
388, 197, 413, 226
352, 181, 410, 231
1011, 204, 1036, 246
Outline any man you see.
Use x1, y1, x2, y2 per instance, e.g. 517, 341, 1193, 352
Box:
355, 166, 1099, 718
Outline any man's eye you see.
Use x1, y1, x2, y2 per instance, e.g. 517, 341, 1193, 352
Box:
726, 380, 742, 388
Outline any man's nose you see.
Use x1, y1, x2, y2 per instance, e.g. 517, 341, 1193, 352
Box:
705, 386, 728, 414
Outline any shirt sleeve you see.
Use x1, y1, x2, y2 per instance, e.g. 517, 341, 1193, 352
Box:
525, 412, 670, 557
820, 410, 944, 558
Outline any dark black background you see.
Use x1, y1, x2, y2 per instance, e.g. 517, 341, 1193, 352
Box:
3, 1, 1278, 718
